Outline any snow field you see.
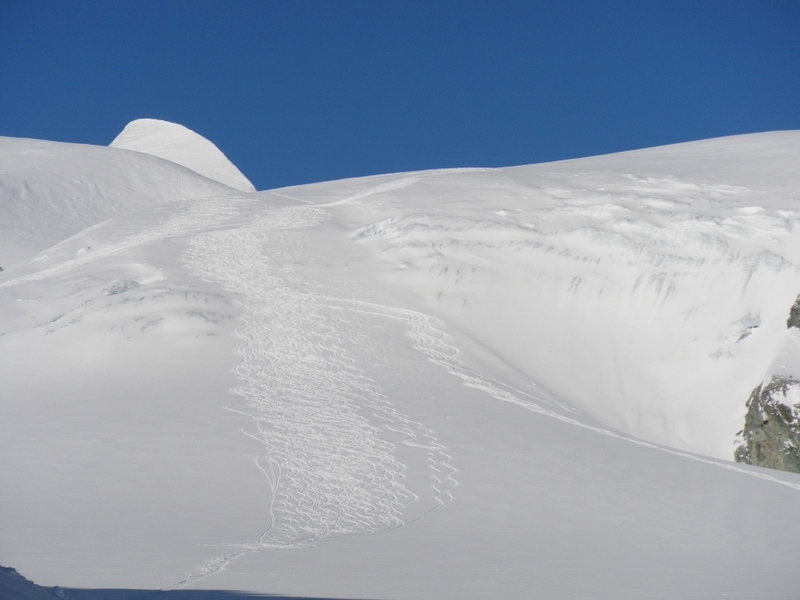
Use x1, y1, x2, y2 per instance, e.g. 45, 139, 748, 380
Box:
4, 127, 800, 598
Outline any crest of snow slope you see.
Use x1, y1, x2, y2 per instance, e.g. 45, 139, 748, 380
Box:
0, 135, 238, 268
4, 131, 800, 600
110, 119, 255, 193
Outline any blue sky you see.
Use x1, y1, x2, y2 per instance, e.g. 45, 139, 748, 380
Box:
1, 1, 798, 191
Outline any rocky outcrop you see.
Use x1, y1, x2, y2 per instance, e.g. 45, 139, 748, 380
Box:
734, 377, 800, 473
787, 294, 800, 329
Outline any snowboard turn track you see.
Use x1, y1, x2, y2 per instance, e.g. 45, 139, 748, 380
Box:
173, 198, 461, 587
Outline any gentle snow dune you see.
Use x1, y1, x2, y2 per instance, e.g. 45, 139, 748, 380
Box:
2, 129, 800, 600
110, 118, 255, 192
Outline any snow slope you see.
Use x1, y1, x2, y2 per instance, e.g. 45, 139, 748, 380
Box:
2, 127, 800, 599
344, 132, 800, 458
110, 118, 255, 192
0, 135, 235, 267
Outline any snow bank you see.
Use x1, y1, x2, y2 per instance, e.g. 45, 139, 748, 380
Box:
110, 119, 255, 192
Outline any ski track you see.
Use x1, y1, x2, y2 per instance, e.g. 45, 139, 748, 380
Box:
171, 204, 458, 589
311, 175, 423, 208
391, 309, 800, 493
0, 196, 241, 287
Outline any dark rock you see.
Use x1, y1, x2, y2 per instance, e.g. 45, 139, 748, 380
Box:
734, 377, 800, 473
106, 279, 141, 295
787, 294, 800, 328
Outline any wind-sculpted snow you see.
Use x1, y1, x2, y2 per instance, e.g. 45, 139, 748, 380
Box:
110, 119, 256, 192
344, 136, 800, 458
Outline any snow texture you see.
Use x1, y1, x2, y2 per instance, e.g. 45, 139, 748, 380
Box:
2, 126, 800, 599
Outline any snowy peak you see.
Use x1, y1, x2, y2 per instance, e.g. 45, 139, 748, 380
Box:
110, 118, 255, 192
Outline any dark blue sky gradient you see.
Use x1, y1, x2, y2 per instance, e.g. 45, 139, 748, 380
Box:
1, 1, 798, 190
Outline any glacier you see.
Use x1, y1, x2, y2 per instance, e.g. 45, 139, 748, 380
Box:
2, 122, 800, 599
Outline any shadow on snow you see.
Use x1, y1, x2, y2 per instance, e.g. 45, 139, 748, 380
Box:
64, 590, 379, 600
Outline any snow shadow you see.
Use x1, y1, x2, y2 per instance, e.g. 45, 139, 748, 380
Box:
64, 590, 373, 600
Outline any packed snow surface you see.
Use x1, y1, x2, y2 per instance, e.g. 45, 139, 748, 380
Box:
2, 127, 800, 599
110, 118, 255, 192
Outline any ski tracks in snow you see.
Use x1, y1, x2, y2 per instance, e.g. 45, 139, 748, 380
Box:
393, 307, 800, 495
170, 192, 800, 590
173, 204, 458, 587
0, 197, 241, 287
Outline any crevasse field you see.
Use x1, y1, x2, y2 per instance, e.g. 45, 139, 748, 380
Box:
2, 120, 800, 599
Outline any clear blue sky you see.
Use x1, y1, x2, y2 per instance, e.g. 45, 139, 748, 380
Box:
1, 1, 798, 191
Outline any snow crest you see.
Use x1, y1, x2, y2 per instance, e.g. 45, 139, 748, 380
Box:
110, 118, 255, 192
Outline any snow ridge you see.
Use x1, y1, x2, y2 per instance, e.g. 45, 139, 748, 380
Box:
110, 119, 255, 192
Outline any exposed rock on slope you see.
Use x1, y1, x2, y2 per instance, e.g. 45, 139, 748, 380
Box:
787, 294, 800, 329
735, 293, 800, 473
735, 378, 800, 473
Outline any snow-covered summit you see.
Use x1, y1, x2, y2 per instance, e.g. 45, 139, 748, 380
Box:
110, 118, 255, 192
